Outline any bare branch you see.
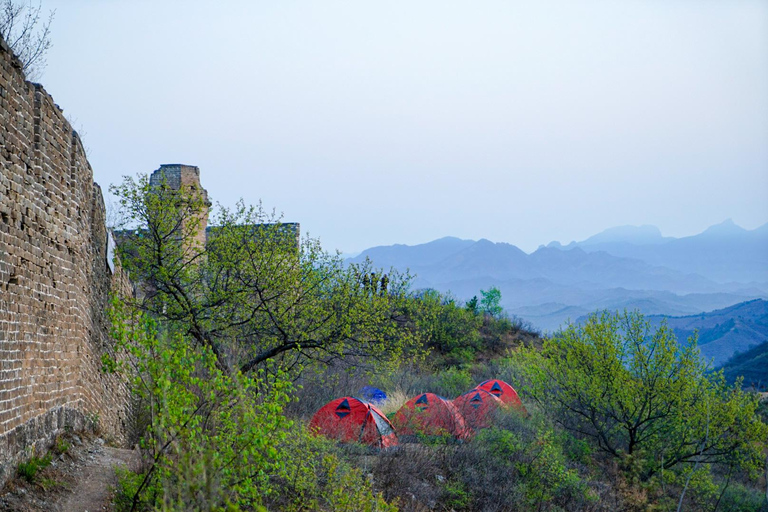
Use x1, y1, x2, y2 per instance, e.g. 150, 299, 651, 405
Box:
0, 0, 55, 80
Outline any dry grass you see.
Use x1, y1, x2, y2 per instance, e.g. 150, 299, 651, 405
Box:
378, 388, 409, 416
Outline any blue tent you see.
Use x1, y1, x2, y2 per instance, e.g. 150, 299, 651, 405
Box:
358, 386, 387, 404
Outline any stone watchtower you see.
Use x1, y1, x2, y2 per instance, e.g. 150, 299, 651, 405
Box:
149, 164, 211, 250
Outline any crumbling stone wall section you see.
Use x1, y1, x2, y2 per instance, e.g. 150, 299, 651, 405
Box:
149, 164, 210, 250
0, 36, 132, 483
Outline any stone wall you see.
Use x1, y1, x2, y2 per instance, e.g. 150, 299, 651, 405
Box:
0, 36, 132, 483
149, 164, 210, 250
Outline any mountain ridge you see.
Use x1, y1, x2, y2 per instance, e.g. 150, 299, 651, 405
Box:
646, 299, 768, 370
348, 220, 768, 332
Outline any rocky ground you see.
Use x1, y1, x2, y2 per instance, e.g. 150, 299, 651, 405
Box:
0, 432, 139, 512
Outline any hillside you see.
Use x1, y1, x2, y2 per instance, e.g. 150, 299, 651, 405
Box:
718, 340, 768, 390
646, 299, 768, 367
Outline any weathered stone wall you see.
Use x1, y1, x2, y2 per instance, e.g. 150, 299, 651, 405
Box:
0, 36, 132, 483
149, 164, 210, 250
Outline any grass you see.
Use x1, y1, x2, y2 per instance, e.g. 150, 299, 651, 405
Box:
17, 453, 52, 483
37, 476, 66, 491
53, 435, 71, 455
377, 388, 409, 416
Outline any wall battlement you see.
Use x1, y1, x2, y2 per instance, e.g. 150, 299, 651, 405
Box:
0, 35, 132, 484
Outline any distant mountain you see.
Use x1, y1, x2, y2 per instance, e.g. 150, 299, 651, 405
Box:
547, 224, 672, 248
352, 239, 733, 295
646, 299, 768, 367
354, 236, 475, 270
349, 225, 767, 332
549, 220, 768, 284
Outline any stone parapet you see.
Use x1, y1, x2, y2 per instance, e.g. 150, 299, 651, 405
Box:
0, 35, 132, 485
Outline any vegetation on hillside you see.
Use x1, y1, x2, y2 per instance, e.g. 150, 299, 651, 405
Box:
103, 178, 767, 511
719, 340, 768, 391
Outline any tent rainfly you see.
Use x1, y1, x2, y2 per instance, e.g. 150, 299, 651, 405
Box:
309, 397, 398, 449
475, 379, 527, 413
392, 392, 470, 441
453, 388, 503, 430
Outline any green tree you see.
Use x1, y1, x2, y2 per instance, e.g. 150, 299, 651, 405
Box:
519, 311, 768, 482
111, 174, 420, 378
411, 289, 483, 365
479, 287, 503, 318
465, 296, 479, 315
108, 299, 397, 512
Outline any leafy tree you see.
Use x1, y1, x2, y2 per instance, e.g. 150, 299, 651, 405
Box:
410, 289, 483, 365
519, 311, 768, 482
480, 286, 503, 318
111, 174, 420, 378
465, 295, 479, 315
108, 299, 397, 511
0, 0, 54, 79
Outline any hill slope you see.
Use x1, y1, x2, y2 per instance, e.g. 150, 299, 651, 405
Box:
718, 340, 768, 391
646, 299, 768, 367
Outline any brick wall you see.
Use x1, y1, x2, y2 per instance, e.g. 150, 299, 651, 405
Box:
149, 164, 210, 250
0, 36, 132, 483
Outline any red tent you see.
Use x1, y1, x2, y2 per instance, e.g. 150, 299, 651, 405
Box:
476, 379, 526, 412
392, 393, 470, 441
453, 388, 503, 430
309, 397, 398, 449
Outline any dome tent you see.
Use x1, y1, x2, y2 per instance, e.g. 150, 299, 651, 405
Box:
358, 385, 387, 404
392, 393, 470, 441
453, 388, 503, 430
309, 397, 398, 449
476, 379, 526, 412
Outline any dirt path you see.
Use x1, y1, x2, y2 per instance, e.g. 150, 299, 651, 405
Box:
0, 434, 139, 512
54, 442, 138, 512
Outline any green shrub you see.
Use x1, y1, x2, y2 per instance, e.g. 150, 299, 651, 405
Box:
113, 467, 142, 512
53, 436, 70, 455
370, 406, 599, 511
517, 311, 768, 482
434, 367, 474, 398
441, 479, 471, 510
17, 453, 52, 483
715, 482, 767, 512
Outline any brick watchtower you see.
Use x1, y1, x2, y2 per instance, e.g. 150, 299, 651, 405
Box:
149, 164, 211, 250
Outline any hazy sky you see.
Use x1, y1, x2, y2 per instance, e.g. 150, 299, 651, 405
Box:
32, 0, 768, 253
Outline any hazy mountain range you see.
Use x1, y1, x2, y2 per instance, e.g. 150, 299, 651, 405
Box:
348, 220, 768, 332
546, 219, 768, 284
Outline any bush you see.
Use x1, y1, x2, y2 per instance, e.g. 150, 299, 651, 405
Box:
715, 482, 768, 512
53, 435, 70, 455
17, 453, 52, 483
517, 311, 768, 482
370, 408, 602, 511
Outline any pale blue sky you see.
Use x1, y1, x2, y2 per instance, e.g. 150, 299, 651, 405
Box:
34, 0, 768, 253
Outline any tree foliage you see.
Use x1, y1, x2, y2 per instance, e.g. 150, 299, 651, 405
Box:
108, 299, 396, 512
518, 311, 768, 481
479, 286, 503, 318
410, 290, 483, 365
405, 289, 534, 367
111, 174, 420, 378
